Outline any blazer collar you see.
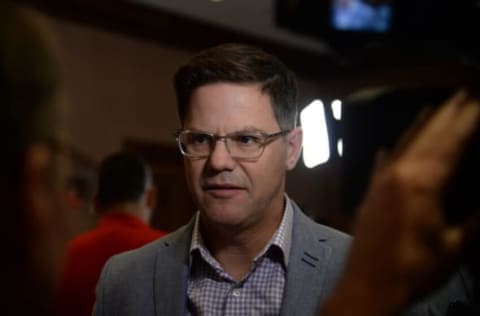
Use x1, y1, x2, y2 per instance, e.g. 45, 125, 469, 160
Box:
153, 218, 194, 316
280, 201, 336, 316
151, 202, 347, 316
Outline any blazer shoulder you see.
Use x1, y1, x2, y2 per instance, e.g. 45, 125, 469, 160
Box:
280, 201, 352, 316
106, 220, 194, 271
94, 220, 194, 315
291, 201, 352, 243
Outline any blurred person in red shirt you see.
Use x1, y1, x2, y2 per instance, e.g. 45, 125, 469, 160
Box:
57, 152, 167, 316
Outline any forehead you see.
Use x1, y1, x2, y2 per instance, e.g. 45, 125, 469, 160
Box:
184, 82, 279, 132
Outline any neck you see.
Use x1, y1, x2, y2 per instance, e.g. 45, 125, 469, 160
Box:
200, 198, 285, 281
98, 202, 148, 224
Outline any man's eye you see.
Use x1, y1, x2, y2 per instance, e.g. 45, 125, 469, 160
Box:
190, 134, 211, 145
232, 134, 261, 145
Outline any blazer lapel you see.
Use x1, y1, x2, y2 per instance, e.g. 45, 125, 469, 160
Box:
153, 221, 194, 316
280, 204, 335, 316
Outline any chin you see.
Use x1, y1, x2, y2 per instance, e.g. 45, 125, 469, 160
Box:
201, 203, 246, 226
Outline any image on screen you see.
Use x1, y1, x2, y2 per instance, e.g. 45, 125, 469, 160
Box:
331, 0, 393, 33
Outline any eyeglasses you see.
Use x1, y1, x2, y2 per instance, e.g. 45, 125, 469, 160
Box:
176, 129, 291, 160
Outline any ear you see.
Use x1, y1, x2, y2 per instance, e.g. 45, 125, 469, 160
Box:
286, 127, 303, 170
23, 144, 52, 228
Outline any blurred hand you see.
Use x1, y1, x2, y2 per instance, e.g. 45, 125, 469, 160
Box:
322, 91, 480, 316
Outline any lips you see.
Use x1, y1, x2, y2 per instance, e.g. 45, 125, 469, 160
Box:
202, 183, 244, 198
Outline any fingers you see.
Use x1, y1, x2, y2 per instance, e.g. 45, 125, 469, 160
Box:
400, 91, 480, 188
391, 105, 435, 159
408, 91, 477, 158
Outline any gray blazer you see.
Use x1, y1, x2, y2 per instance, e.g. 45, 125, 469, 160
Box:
93, 202, 352, 316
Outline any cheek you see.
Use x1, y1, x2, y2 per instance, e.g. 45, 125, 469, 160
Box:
183, 160, 203, 190
247, 150, 287, 190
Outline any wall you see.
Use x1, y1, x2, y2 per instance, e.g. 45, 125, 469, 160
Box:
47, 15, 350, 230
50, 16, 191, 162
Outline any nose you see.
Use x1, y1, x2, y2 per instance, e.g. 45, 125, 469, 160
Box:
207, 138, 236, 171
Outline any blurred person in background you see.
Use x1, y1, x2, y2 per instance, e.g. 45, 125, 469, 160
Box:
57, 152, 167, 316
65, 175, 94, 214
0, 2, 72, 315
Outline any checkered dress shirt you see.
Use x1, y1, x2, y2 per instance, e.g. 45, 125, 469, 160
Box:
186, 196, 294, 316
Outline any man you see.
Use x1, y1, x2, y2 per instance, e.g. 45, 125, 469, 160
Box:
58, 152, 167, 316
0, 2, 72, 315
93, 43, 351, 315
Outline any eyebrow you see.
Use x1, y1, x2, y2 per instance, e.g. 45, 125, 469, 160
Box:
184, 127, 266, 134
237, 126, 264, 133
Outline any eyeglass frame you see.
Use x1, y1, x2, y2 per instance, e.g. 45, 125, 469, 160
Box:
175, 129, 292, 160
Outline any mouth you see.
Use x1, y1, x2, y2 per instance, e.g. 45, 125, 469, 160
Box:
202, 184, 244, 198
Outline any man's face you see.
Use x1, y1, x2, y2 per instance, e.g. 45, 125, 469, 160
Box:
182, 82, 302, 232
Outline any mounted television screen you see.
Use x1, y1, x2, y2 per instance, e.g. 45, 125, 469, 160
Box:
330, 0, 393, 33
276, 0, 479, 54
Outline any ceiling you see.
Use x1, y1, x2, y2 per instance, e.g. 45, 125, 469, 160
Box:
28, 0, 479, 88
129, 0, 333, 56
28, 0, 339, 78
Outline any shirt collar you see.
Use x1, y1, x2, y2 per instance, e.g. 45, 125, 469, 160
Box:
189, 194, 294, 267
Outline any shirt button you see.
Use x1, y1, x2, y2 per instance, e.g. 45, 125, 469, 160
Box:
232, 288, 241, 297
